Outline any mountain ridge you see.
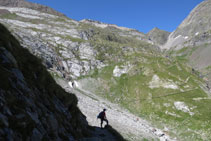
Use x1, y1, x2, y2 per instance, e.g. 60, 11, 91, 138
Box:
162, 0, 211, 50
0, 0, 65, 16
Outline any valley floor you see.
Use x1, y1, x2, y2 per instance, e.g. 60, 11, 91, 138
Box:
63, 83, 174, 141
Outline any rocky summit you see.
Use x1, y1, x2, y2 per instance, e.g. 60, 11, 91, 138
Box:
0, 0, 211, 140
163, 0, 211, 88
163, 0, 211, 50
147, 27, 170, 46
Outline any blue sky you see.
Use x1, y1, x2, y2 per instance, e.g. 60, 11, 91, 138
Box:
28, 0, 203, 33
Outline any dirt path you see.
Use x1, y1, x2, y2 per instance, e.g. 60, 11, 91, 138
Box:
63, 85, 174, 141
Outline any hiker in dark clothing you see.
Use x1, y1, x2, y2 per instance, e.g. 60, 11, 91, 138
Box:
97, 109, 108, 128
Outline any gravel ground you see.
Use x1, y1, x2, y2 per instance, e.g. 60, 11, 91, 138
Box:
64, 85, 175, 141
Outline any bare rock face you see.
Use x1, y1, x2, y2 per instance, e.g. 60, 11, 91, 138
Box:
0, 0, 24, 6
162, 0, 211, 50
0, 0, 65, 16
147, 27, 170, 45
167, 1, 211, 49
173, 0, 211, 38
0, 9, 10, 15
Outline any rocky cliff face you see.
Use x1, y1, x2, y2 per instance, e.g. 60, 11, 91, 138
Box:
147, 27, 170, 45
163, 0, 211, 88
162, 0, 211, 50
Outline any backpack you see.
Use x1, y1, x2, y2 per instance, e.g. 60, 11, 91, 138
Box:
97, 111, 104, 119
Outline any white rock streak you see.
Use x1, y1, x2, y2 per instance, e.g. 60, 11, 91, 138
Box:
0, 6, 58, 19
16, 13, 43, 19
174, 101, 194, 116
113, 65, 131, 77
149, 75, 178, 89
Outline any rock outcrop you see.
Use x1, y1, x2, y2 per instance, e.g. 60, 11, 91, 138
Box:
0, 9, 10, 15
0, 0, 65, 16
162, 0, 211, 50
147, 27, 170, 45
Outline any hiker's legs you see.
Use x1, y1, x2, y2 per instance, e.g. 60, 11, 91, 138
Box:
100, 118, 108, 128
100, 119, 103, 128
103, 119, 108, 125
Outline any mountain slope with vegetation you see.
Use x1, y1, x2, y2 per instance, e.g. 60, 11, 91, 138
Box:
163, 0, 211, 90
163, 0, 211, 50
0, 0, 211, 140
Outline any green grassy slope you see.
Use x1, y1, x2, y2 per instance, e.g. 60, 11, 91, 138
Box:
77, 30, 211, 140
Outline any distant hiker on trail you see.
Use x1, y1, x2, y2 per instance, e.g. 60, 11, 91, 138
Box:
97, 109, 108, 128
